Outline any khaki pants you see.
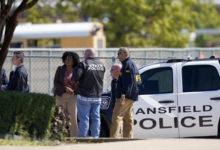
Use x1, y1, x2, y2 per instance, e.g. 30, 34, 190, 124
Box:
110, 98, 134, 138
56, 93, 78, 137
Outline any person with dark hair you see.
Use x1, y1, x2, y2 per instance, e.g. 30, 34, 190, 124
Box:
1, 68, 8, 90
7, 51, 29, 92
54, 51, 80, 137
209, 55, 215, 59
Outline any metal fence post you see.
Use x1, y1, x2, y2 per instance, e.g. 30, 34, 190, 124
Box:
187, 49, 190, 58
112, 56, 116, 65
199, 50, 201, 59
112, 51, 117, 65
98, 49, 101, 57
29, 50, 33, 92
172, 50, 174, 57
10, 50, 14, 71
48, 50, 52, 94
159, 49, 162, 60
145, 50, 148, 64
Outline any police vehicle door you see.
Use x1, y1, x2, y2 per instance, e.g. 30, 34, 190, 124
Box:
134, 63, 179, 138
177, 60, 220, 137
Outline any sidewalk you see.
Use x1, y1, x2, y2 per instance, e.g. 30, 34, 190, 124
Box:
1, 139, 220, 150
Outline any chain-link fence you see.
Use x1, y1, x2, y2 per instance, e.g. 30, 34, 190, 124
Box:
3, 48, 220, 95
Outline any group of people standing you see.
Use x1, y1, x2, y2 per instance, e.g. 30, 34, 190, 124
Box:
54, 48, 105, 138
1, 47, 141, 139
54, 47, 141, 138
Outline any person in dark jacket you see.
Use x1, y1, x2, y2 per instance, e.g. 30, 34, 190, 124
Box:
110, 64, 122, 110
110, 47, 141, 138
54, 51, 80, 137
1, 68, 9, 90
7, 51, 29, 92
72, 48, 105, 138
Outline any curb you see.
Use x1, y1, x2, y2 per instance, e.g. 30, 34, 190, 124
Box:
66, 137, 142, 143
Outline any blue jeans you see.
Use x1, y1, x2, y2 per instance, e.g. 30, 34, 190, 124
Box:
77, 96, 101, 138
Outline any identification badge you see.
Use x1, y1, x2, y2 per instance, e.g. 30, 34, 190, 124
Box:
126, 70, 130, 73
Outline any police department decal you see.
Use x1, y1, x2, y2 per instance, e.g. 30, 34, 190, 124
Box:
101, 96, 111, 110
134, 105, 213, 129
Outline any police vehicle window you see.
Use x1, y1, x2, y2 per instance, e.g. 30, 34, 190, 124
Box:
182, 65, 220, 92
139, 67, 173, 95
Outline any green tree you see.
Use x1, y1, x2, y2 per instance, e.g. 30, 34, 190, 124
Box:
25, 0, 220, 48
0, 0, 38, 89
68, 0, 196, 47
190, 0, 220, 47
144, 0, 195, 47
190, 0, 220, 29
26, 0, 78, 23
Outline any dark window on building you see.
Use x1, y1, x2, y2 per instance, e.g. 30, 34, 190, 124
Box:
139, 67, 173, 95
10, 41, 24, 48
28, 39, 38, 47
46, 39, 61, 48
182, 65, 220, 92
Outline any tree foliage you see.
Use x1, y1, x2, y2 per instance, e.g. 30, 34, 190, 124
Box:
0, 0, 38, 88
190, 0, 220, 29
65, 0, 194, 47
26, 0, 78, 23
190, 0, 220, 47
21, 0, 220, 47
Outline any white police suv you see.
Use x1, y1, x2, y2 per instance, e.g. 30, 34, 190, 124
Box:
100, 57, 220, 138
